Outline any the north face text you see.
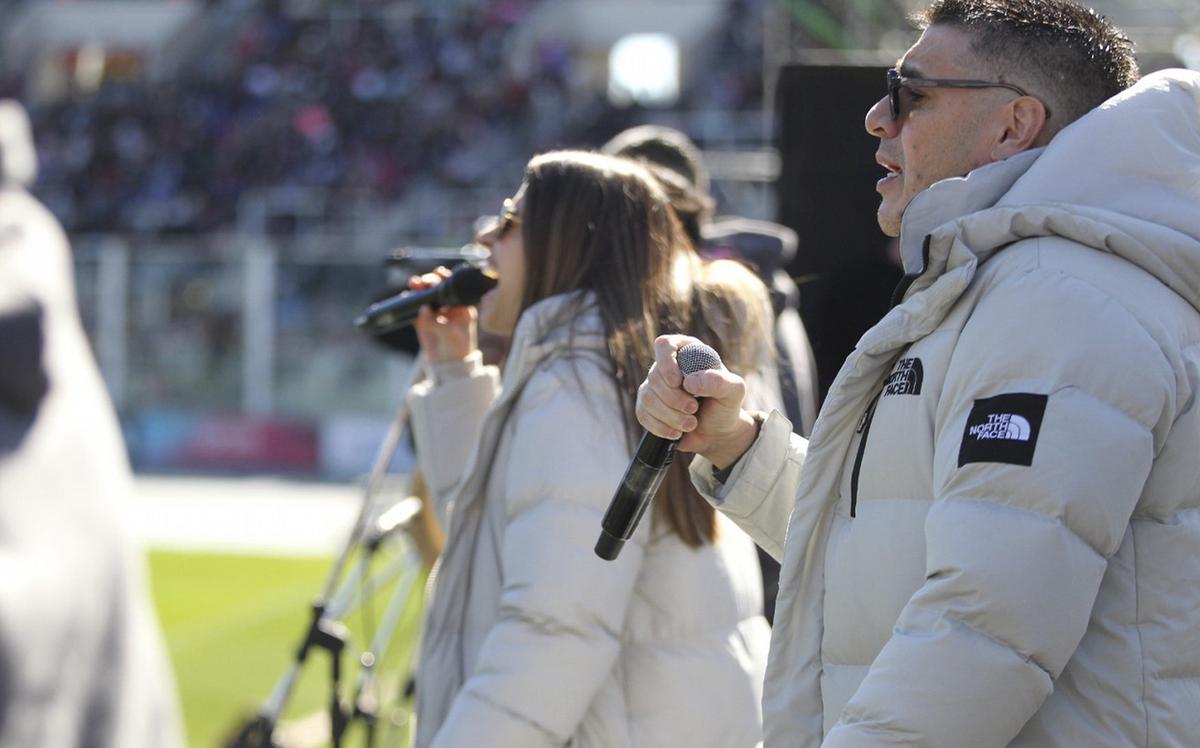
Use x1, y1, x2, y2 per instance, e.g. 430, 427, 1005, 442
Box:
884, 358, 923, 396
958, 393, 1048, 467
968, 413, 1033, 441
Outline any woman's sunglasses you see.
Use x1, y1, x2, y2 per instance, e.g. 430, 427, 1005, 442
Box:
496, 198, 522, 237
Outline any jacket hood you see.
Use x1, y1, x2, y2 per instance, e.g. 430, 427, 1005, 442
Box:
899, 68, 1200, 313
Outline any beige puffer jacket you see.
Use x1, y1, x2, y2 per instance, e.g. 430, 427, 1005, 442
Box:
694, 69, 1200, 747
409, 293, 770, 747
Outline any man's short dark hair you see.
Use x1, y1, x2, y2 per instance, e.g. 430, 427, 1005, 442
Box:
917, 0, 1140, 131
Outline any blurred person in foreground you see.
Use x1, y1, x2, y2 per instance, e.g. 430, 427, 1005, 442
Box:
0, 101, 182, 746
636, 1, 1200, 745
405, 151, 770, 747
602, 124, 819, 437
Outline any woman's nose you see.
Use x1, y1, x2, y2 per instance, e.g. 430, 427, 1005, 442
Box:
475, 219, 500, 247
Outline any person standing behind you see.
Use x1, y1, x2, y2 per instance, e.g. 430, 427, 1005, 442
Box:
0, 100, 183, 747
406, 151, 770, 747
602, 124, 820, 438
635, 1, 1200, 745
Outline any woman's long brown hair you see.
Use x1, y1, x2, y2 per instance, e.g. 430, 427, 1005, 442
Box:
518, 151, 725, 547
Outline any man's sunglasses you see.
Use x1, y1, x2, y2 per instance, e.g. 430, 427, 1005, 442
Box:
496, 198, 522, 237
886, 68, 1046, 120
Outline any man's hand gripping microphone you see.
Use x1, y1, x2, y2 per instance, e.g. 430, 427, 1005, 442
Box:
594, 342, 723, 560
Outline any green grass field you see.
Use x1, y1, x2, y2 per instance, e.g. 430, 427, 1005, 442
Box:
148, 550, 424, 748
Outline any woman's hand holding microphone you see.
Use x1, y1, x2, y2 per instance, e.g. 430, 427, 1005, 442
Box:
409, 266, 478, 365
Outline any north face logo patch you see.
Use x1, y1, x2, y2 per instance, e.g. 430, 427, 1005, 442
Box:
958, 393, 1048, 467
968, 413, 1033, 441
883, 358, 923, 396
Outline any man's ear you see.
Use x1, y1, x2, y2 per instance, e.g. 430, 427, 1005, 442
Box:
990, 96, 1050, 160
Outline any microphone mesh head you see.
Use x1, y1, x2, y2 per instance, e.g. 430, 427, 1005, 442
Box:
676, 341, 723, 375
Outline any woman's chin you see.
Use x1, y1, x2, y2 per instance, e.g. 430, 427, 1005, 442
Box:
477, 307, 503, 336
477, 292, 521, 336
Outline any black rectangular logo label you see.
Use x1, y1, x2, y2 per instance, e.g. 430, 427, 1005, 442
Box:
957, 393, 1048, 467
883, 357, 923, 396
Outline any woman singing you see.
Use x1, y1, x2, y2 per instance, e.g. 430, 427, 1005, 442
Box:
407, 151, 770, 747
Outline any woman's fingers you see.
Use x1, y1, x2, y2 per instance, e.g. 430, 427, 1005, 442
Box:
411, 268, 478, 364
407, 266, 453, 291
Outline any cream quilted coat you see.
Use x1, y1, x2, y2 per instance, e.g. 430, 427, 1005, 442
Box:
409, 293, 770, 747
693, 69, 1200, 747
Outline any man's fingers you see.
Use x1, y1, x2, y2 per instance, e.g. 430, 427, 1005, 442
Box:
681, 368, 742, 400
638, 337, 749, 460
637, 408, 684, 441
654, 333, 697, 355
639, 335, 727, 443
652, 334, 702, 387
675, 431, 709, 454
647, 364, 698, 413
639, 381, 698, 432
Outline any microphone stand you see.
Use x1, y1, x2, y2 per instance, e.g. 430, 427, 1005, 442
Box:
230, 355, 427, 748
349, 542, 423, 747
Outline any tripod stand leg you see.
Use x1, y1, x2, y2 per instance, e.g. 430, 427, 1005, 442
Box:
351, 543, 423, 746
231, 356, 426, 746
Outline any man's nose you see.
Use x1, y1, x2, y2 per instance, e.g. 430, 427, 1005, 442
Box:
865, 95, 898, 139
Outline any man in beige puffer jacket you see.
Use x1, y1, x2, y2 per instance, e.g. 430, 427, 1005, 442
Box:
637, 1, 1200, 745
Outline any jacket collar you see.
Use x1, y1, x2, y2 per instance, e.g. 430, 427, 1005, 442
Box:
501, 291, 606, 387
897, 148, 1043, 284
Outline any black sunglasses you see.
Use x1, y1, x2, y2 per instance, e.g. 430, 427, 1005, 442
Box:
887, 68, 1046, 120
496, 197, 522, 238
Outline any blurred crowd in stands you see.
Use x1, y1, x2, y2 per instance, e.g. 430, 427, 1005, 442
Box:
0, 0, 773, 454
3, 0, 768, 237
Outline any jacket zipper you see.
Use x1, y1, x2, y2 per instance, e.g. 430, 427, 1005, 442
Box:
890, 234, 932, 307
849, 393, 881, 517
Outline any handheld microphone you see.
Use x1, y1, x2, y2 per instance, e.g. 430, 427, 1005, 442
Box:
595, 341, 723, 561
354, 263, 499, 335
